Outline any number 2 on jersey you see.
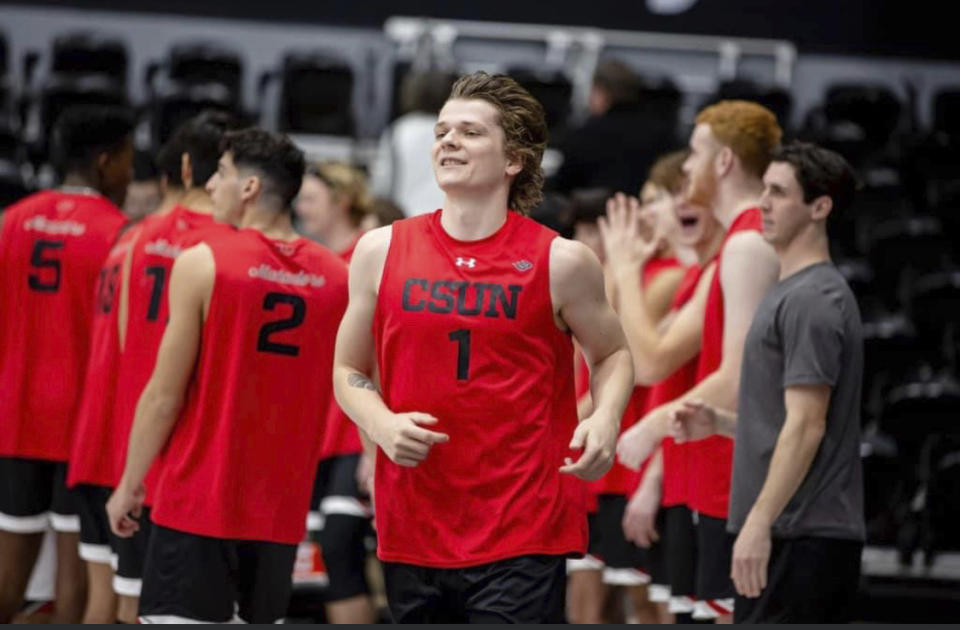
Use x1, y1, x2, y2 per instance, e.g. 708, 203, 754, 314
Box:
257, 292, 306, 357
448, 329, 471, 380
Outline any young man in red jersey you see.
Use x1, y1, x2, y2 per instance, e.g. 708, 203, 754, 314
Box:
333, 71, 634, 623
107, 128, 349, 624
600, 152, 726, 622
0, 105, 134, 623
617, 101, 782, 622
68, 111, 238, 623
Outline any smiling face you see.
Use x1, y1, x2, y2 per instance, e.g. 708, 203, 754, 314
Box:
432, 98, 522, 203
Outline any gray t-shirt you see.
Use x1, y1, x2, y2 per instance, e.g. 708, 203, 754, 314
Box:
728, 262, 865, 541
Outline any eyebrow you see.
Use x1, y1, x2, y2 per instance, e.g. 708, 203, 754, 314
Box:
435, 120, 486, 132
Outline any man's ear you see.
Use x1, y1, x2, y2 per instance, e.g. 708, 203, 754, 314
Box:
241, 173, 261, 203
181, 153, 193, 189
715, 146, 734, 178
811, 195, 833, 221
505, 152, 523, 178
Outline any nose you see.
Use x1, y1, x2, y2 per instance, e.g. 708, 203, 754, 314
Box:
439, 129, 460, 149
205, 173, 217, 194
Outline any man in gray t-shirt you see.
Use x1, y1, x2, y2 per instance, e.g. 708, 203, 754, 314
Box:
671, 142, 864, 623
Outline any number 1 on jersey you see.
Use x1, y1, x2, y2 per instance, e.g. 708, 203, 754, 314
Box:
448, 329, 471, 381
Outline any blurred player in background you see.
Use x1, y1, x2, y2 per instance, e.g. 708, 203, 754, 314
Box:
0, 105, 134, 623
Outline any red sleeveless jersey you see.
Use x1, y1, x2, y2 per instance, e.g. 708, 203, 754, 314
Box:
373, 210, 586, 568
150, 228, 348, 544
0, 190, 126, 461
650, 263, 709, 507
317, 236, 365, 461
113, 205, 222, 499
592, 256, 681, 497
68, 226, 140, 487
690, 208, 763, 518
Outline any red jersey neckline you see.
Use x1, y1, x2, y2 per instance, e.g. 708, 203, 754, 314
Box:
428, 208, 519, 248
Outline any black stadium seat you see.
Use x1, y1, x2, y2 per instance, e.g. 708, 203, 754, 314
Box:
508, 67, 573, 145
701, 78, 793, 132
0, 158, 30, 207
166, 42, 244, 99
40, 74, 127, 145
272, 51, 355, 136
50, 31, 128, 85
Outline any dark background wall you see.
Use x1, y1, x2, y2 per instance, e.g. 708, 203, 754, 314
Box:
1, 0, 950, 60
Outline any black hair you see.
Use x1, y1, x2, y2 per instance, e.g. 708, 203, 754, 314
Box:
771, 142, 860, 216
133, 149, 158, 182
156, 110, 242, 188
570, 187, 613, 226
51, 105, 135, 175
220, 128, 305, 209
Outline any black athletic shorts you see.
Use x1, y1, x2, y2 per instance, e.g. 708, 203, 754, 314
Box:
383, 554, 566, 623
139, 524, 297, 623
566, 511, 603, 572
693, 511, 735, 619
646, 507, 669, 602
74, 484, 114, 564
0, 457, 79, 533
309, 454, 373, 601
113, 505, 152, 597
664, 505, 697, 614
734, 536, 862, 624
74, 483, 154, 596
596, 494, 649, 585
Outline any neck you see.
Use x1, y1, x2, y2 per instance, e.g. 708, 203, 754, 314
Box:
693, 224, 726, 265
178, 188, 214, 214
776, 228, 831, 280
440, 192, 510, 241
153, 188, 183, 216
317, 216, 361, 253
713, 179, 763, 228
62, 172, 98, 192
240, 203, 298, 241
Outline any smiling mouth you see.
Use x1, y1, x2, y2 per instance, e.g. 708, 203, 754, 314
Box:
440, 158, 467, 166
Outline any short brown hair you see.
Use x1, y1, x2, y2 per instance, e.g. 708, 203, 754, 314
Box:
306, 161, 372, 227
696, 100, 782, 179
448, 71, 548, 215
646, 150, 689, 195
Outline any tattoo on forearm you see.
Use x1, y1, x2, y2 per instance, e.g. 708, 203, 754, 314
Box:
347, 373, 378, 391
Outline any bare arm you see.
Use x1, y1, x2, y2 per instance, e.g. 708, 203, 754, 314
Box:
618, 232, 778, 468
332, 227, 448, 467
731, 385, 830, 597
671, 231, 779, 411
551, 237, 634, 480
748, 385, 829, 526
614, 262, 714, 385
107, 244, 214, 536
599, 194, 711, 385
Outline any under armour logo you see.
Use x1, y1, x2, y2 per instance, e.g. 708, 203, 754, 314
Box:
513, 259, 533, 272
455, 257, 477, 268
